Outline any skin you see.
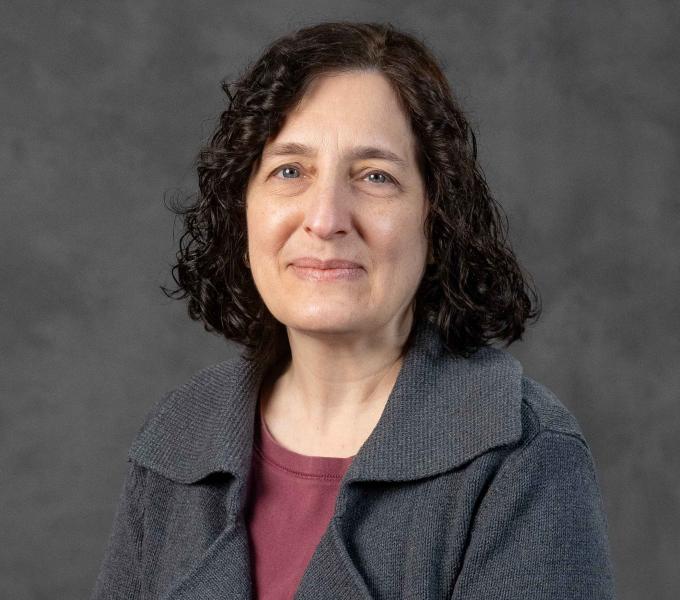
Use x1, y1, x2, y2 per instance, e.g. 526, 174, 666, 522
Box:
244, 69, 429, 457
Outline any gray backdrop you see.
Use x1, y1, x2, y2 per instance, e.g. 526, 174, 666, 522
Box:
2, 2, 678, 599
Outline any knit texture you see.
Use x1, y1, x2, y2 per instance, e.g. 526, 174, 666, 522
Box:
90, 318, 616, 599
246, 396, 355, 598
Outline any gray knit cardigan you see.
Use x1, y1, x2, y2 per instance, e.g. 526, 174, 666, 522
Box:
90, 318, 616, 599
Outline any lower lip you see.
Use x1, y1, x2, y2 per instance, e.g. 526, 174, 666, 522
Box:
290, 265, 364, 281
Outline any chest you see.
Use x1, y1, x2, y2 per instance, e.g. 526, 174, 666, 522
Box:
134, 449, 505, 599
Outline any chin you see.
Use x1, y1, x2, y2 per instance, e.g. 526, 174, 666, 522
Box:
283, 313, 369, 335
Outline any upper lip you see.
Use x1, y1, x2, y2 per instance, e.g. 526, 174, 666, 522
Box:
290, 257, 363, 269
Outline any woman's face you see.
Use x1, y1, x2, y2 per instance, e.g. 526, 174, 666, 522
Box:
245, 70, 429, 337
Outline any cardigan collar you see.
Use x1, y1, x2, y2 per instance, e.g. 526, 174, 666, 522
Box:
128, 318, 524, 488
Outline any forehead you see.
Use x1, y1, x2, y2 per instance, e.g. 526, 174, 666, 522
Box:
261, 70, 417, 164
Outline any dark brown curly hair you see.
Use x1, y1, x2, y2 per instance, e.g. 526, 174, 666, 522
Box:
161, 20, 541, 370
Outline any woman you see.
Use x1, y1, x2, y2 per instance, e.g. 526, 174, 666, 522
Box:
91, 21, 615, 599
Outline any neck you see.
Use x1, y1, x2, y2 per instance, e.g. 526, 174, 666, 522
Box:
260, 314, 413, 443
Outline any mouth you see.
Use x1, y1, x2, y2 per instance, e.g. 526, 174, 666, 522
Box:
290, 257, 363, 270
288, 264, 364, 282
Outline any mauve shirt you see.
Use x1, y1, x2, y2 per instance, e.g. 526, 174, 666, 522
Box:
244, 397, 356, 600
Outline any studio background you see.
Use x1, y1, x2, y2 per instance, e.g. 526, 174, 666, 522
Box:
2, 2, 678, 599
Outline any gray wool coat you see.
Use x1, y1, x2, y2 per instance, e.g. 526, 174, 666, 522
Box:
90, 318, 616, 599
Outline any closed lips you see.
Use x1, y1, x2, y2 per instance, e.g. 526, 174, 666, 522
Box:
291, 258, 362, 269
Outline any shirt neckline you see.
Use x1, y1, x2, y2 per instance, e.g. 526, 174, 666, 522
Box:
254, 394, 356, 479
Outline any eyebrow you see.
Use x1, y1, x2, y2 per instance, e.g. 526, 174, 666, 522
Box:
260, 142, 409, 169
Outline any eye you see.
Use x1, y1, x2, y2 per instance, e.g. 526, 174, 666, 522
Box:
273, 165, 301, 179
363, 170, 396, 185
271, 165, 397, 186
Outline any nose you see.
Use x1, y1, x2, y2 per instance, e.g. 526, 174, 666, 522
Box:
301, 173, 352, 239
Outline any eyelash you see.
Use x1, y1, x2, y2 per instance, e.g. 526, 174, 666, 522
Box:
272, 164, 397, 186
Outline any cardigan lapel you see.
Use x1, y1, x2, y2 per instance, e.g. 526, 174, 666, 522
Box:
128, 318, 524, 598
294, 516, 374, 599
164, 516, 253, 600
159, 514, 372, 600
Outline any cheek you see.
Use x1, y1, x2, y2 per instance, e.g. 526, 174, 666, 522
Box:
247, 205, 296, 270
369, 210, 427, 265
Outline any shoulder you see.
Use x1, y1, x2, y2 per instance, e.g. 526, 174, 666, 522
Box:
468, 353, 605, 508
519, 373, 589, 447
498, 367, 602, 500
133, 356, 243, 437
124, 354, 257, 482
441, 344, 590, 448
481, 373, 606, 521
465, 345, 594, 457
